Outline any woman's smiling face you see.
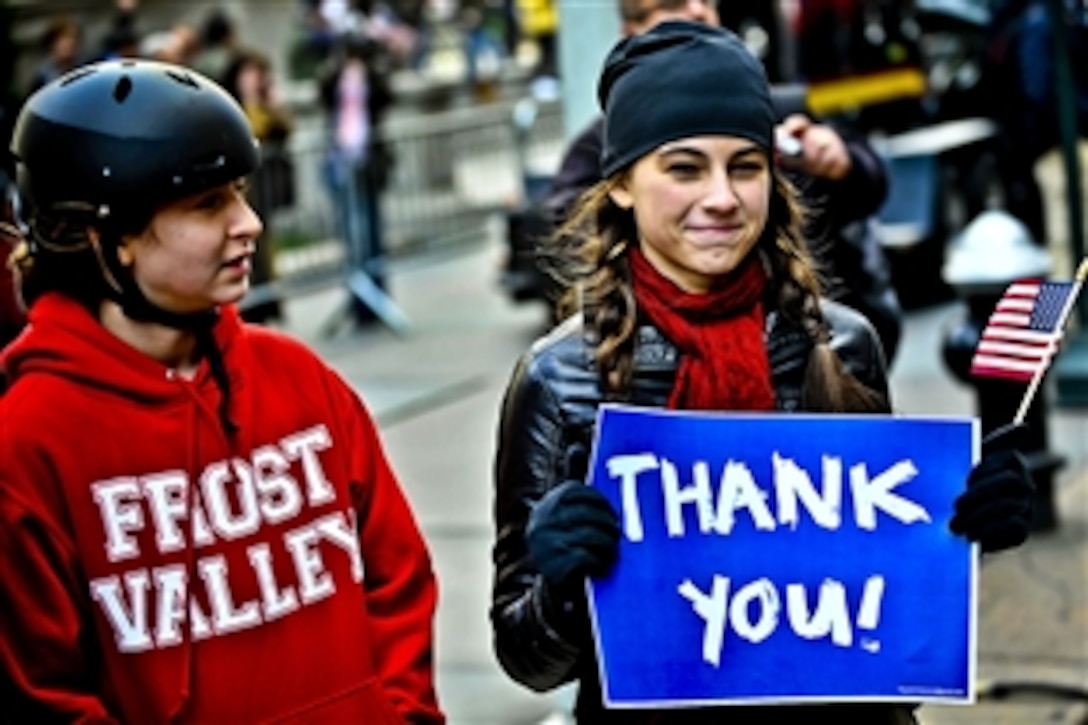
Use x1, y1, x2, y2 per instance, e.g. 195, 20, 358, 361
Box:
609, 134, 770, 293
118, 179, 263, 313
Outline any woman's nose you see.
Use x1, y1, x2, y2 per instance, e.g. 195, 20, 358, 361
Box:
234, 195, 264, 241
702, 170, 738, 211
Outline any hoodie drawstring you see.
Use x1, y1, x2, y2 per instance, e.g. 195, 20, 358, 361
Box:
196, 325, 238, 436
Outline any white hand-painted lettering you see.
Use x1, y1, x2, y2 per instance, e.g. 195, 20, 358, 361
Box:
678, 576, 729, 666
715, 461, 775, 535
786, 579, 852, 646
608, 453, 658, 542
849, 460, 930, 530
775, 453, 842, 530
662, 459, 716, 537
680, 573, 889, 665
729, 578, 779, 644
604, 452, 929, 539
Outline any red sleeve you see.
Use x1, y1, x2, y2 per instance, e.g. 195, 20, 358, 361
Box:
0, 481, 118, 722
335, 383, 445, 724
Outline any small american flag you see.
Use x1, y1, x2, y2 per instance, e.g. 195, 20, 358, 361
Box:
969, 280, 1076, 382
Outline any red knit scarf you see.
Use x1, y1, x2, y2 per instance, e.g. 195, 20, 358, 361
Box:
630, 248, 775, 411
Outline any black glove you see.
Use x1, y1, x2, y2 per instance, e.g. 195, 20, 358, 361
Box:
526, 446, 621, 593
949, 422, 1035, 553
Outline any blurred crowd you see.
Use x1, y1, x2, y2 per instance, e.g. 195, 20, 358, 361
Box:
0, 0, 567, 335
2, 0, 1087, 345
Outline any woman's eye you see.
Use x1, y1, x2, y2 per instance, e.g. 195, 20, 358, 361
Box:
666, 162, 700, 176
730, 162, 766, 177
196, 193, 225, 210
196, 182, 247, 210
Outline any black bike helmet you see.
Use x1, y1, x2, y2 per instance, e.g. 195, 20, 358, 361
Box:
11, 58, 259, 228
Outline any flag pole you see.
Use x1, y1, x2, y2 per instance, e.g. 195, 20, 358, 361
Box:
1014, 258, 1088, 425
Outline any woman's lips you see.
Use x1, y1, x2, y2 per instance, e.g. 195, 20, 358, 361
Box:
222, 253, 252, 274
686, 225, 740, 245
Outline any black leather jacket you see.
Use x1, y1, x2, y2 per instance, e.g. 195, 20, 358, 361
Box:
491, 300, 915, 724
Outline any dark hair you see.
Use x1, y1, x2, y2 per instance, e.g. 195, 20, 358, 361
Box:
201, 10, 235, 47
39, 16, 79, 51
222, 48, 272, 102
10, 224, 109, 311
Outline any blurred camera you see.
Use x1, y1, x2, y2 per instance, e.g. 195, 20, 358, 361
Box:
774, 127, 803, 160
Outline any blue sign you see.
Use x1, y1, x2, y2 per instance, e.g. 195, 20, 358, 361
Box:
586, 404, 978, 707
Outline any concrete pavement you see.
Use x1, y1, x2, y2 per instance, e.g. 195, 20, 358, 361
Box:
275, 231, 1087, 724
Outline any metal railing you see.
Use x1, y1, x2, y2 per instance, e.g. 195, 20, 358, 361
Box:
241, 96, 565, 329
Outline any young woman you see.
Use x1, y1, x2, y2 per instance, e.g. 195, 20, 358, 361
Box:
490, 22, 1034, 724
0, 59, 443, 723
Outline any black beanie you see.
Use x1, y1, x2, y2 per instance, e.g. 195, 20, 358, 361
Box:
598, 21, 775, 177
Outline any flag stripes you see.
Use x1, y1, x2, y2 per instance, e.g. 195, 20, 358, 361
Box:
969, 280, 1075, 383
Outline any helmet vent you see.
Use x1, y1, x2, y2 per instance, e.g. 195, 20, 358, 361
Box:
60, 67, 95, 86
113, 76, 133, 103
166, 70, 199, 89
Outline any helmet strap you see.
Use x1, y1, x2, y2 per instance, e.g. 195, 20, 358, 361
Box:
88, 227, 219, 332
89, 225, 235, 434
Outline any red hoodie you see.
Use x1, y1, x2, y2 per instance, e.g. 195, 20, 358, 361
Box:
0, 294, 444, 723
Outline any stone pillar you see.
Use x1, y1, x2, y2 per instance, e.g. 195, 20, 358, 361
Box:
555, 0, 618, 141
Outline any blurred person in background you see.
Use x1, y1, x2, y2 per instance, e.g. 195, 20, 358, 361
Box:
140, 22, 199, 66
772, 108, 901, 365
461, 0, 507, 102
224, 49, 296, 324
192, 8, 241, 85
97, 0, 142, 61
716, 0, 790, 82
541, 0, 902, 365
319, 33, 396, 325
983, 0, 1088, 245
388, 0, 430, 69
27, 15, 83, 96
